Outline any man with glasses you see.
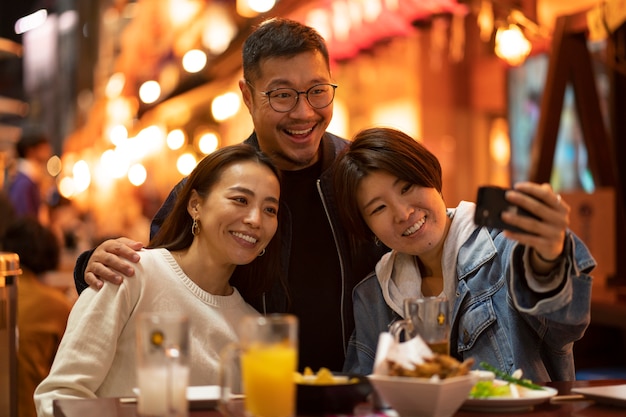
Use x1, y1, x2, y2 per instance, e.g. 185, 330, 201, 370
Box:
72, 18, 387, 372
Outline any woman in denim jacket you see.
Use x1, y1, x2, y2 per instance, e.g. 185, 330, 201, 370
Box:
333, 127, 595, 382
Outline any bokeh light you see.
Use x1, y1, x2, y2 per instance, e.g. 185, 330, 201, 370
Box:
139, 80, 161, 104
177, 152, 197, 175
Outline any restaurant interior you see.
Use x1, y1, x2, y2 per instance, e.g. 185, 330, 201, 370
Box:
1, 0, 626, 409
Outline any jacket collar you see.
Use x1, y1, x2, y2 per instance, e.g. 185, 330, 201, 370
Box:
374, 202, 492, 316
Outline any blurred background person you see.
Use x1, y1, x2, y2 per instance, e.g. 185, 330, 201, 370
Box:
7, 125, 53, 225
1, 217, 72, 417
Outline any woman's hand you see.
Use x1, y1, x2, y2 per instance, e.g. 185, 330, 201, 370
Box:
500, 182, 570, 273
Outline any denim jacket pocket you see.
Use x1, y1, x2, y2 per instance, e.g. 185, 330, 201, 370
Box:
457, 299, 497, 352
456, 297, 516, 372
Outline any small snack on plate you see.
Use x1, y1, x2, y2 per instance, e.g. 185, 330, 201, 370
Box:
372, 332, 474, 380
368, 334, 478, 417
294, 367, 359, 385
469, 380, 514, 398
468, 362, 546, 399
478, 362, 544, 390
388, 354, 474, 379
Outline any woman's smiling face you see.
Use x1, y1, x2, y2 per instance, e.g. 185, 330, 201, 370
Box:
356, 170, 449, 257
195, 161, 280, 266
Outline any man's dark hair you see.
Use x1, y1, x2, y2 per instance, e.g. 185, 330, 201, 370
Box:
242, 18, 330, 82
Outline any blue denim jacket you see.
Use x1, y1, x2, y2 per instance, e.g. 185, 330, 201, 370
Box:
343, 217, 595, 382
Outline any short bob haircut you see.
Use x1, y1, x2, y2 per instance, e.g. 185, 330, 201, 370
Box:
150, 144, 282, 300
333, 127, 442, 242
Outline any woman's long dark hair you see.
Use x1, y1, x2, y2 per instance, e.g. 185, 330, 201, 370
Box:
149, 144, 282, 301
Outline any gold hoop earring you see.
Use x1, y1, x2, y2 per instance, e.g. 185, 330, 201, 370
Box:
191, 218, 200, 236
258, 248, 266, 257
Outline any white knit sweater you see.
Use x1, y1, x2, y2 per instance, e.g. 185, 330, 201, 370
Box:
35, 248, 259, 417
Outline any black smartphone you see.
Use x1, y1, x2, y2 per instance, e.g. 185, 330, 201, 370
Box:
474, 186, 538, 233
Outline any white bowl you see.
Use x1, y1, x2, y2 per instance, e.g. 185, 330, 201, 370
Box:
368, 373, 478, 417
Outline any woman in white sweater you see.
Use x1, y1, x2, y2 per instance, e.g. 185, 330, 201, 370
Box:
35, 144, 282, 416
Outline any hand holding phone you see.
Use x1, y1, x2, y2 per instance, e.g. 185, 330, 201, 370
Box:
474, 186, 539, 233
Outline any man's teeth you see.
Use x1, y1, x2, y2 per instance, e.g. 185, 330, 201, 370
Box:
287, 127, 313, 135
403, 218, 426, 236
232, 232, 257, 244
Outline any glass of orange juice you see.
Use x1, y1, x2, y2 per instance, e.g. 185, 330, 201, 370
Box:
221, 314, 298, 417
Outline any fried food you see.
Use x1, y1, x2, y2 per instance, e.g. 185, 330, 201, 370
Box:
295, 367, 359, 385
388, 354, 475, 379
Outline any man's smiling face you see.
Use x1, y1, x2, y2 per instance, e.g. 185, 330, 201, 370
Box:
240, 50, 333, 171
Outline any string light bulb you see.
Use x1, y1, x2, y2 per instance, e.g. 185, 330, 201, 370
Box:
494, 24, 531, 66
236, 0, 276, 18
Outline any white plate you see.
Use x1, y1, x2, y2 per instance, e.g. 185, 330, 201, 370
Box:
571, 384, 626, 407
132, 385, 220, 409
462, 386, 558, 412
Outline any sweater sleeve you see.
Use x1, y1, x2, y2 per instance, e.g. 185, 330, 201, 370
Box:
34, 273, 140, 417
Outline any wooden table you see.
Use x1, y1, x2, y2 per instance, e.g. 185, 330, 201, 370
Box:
53, 379, 626, 417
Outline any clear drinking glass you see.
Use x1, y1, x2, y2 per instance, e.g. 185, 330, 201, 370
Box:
136, 312, 190, 417
390, 297, 450, 354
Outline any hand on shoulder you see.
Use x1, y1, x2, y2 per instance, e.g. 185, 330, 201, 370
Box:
84, 237, 143, 289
